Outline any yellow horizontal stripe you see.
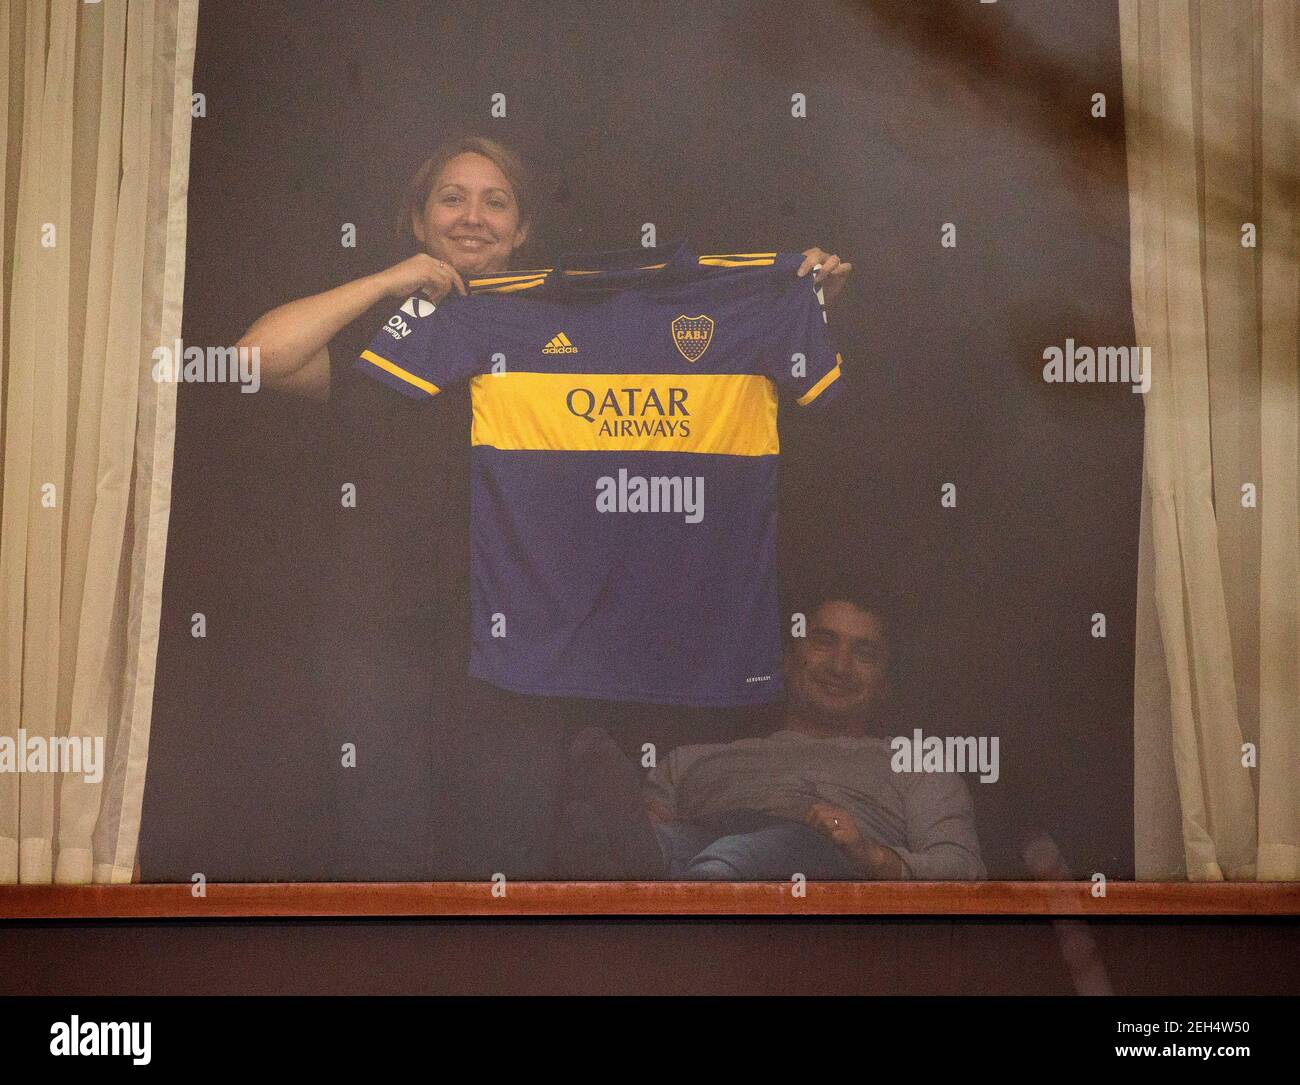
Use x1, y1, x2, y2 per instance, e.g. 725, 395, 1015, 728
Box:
475, 277, 547, 294
471, 372, 778, 456
796, 357, 842, 406
468, 254, 781, 287
359, 350, 440, 396
469, 269, 553, 285
562, 262, 670, 275
697, 257, 776, 267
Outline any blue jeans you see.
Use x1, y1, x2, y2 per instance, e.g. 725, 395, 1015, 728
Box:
655, 811, 858, 880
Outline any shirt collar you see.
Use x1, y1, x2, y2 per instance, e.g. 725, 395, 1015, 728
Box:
543, 239, 698, 292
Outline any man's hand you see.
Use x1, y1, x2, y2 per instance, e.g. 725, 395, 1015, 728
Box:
798, 247, 852, 304
806, 802, 906, 879
806, 801, 864, 848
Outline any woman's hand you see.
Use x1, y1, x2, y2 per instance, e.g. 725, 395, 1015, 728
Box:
374, 252, 468, 303
798, 247, 852, 304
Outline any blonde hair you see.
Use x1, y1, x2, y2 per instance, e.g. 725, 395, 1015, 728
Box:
399, 135, 533, 252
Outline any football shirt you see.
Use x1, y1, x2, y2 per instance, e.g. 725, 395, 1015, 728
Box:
356, 240, 842, 706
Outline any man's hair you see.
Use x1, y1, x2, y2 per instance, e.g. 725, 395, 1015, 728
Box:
398, 135, 534, 250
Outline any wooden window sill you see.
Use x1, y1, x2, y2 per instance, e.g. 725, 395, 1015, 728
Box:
1, 881, 1297, 919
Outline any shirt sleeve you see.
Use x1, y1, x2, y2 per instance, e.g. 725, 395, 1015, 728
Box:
353, 293, 485, 399
892, 774, 988, 881
764, 266, 844, 409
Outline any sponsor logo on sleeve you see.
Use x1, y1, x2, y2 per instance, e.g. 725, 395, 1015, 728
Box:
401, 296, 436, 318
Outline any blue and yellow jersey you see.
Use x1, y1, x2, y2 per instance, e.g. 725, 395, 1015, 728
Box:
356, 240, 842, 706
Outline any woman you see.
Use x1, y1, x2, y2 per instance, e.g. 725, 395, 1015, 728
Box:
236, 134, 852, 399
240, 133, 855, 877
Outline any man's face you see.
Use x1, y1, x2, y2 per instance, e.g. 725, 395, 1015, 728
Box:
414, 152, 527, 277
786, 602, 891, 730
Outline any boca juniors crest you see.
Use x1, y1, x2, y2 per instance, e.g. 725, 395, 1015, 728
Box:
671, 314, 714, 363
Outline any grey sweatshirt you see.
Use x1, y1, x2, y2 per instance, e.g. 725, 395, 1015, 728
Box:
644, 729, 987, 880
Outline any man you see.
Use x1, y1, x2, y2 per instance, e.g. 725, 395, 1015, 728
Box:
561, 592, 987, 880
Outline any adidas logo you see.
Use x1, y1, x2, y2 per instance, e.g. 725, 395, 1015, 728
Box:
542, 332, 578, 354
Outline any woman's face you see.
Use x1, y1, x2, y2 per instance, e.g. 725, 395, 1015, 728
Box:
414, 151, 527, 276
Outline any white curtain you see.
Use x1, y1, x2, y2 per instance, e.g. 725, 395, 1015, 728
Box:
1123, 0, 1299, 880
0, 0, 198, 883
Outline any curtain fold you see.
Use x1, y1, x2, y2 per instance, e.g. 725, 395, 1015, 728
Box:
1123, 0, 1299, 881
0, 0, 197, 884
1256, 0, 1300, 880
